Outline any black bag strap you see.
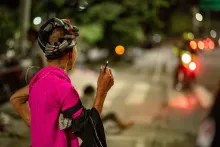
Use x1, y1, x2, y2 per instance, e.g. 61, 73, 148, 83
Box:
62, 100, 83, 119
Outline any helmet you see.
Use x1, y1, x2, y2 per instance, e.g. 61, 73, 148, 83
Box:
38, 17, 79, 59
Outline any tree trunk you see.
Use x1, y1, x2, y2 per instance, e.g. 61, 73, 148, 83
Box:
19, 0, 32, 55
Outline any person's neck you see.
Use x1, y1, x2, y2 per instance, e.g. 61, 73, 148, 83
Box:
47, 60, 67, 72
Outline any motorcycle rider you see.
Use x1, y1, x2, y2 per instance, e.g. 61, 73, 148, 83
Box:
173, 39, 198, 89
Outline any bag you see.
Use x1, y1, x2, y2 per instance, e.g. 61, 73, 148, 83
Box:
60, 101, 107, 147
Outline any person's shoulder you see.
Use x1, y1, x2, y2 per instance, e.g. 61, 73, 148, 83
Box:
53, 79, 78, 95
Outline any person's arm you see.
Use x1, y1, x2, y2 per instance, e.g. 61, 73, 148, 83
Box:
10, 85, 30, 126
93, 91, 107, 115
60, 66, 113, 117
93, 67, 114, 115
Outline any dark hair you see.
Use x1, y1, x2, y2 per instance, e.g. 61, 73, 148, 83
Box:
83, 86, 95, 95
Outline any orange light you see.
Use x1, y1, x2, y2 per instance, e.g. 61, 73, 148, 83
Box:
115, 45, 125, 55
198, 41, 204, 50
190, 41, 197, 49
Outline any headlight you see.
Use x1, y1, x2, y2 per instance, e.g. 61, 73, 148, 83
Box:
181, 53, 192, 64
189, 62, 196, 71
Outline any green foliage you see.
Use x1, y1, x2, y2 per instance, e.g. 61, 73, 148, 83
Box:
170, 12, 192, 35
0, 0, 174, 54
79, 23, 104, 44
71, 0, 172, 48
0, 7, 19, 54
53, 0, 65, 7
86, 2, 124, 22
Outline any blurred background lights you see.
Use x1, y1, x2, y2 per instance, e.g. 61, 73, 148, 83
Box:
79, 0, 88, 10
209, 41, 215, 50
6, 39, 15, 49
195, 13, 203, 21
181, 53, 192, 64
153, 34, 161, 43
6, 50, 15, 58
198, 41, 204, 50
187, 32, 194, 40
190, 41, 197, 49
203, 40, 209, 49
33, 17, 42, 25
210, 30, 217, 38
115, 45, 125, 55
189, 62, 196, 71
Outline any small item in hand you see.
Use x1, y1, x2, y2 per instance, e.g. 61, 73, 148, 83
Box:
104, 60, 108, 73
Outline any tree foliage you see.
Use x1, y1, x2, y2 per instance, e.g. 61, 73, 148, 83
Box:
0, 0, 175, 54
0, 6, 19, 54
30, 0, 174, 49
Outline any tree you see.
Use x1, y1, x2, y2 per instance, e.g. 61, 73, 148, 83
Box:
66, 0, 173, 50
0, 6, 19, 54
30, 0, 174, 51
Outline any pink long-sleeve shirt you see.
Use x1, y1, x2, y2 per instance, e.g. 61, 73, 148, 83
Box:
29, 66, 82, 147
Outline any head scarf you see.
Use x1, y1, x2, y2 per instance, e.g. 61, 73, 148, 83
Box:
38, 17, 79, 59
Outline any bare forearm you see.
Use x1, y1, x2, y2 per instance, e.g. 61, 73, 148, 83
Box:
10, 85, 30, 126
16, 103, 30, 126
93, 91, 107, 115
10, 97, 30, 126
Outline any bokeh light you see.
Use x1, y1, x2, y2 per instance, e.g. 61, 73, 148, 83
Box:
33, 17, 42, 25
181, 53, 192, 64
203, 40, 209, 49
153, 34, 161, 43
195, 13, 203, 21
115, 45, 125, 55
188, 33, 194, 40
210, 30, 217, 38
6, 50, 15, 58
190, 41, 197, 49
209, 41, 215, 50
189, 62, 196, 71
198, 41, 204, 50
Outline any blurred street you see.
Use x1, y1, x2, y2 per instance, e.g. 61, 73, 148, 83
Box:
2, 0, 220, 146
1, 44, 219, 147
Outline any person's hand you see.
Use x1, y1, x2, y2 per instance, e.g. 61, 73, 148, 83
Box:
97, 66, 114, 96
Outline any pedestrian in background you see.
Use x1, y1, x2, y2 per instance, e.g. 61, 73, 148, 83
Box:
81, 85, 133, 133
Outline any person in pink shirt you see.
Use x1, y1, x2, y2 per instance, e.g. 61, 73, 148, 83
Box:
10, 18, 114, 147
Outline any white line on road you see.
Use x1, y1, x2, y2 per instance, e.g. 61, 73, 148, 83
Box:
125, 82, 150, 105
153, 50, 163, 83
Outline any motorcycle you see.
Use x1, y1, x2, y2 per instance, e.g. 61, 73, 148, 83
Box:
174, 51, 197, 91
